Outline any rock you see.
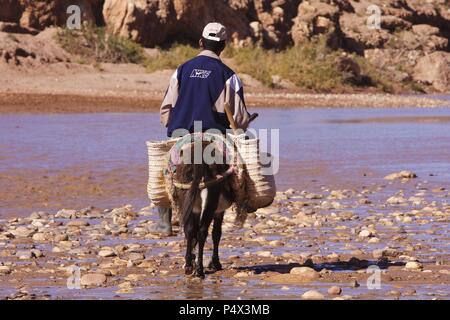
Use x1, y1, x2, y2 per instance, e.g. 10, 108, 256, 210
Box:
66, 220, 90, 227
15, 250, 33, 259
358, 229, 373, 238
412, 24, 440, 36
54, 233, 69, 242
256, 206, 279, 215
32, 232, 50, 242
128, 252, 145, 261
55, 209, 78, 219
10, 226, 36, 238
328, 286, 342, 295
387, 196, 407, 205
103, 0, 253, 48
373, 249, 386, 259
30, 249, 43, 258
304, 193, 323, 200
256, 251, 272, 258
302, 290, 325, 300
98, 249, 116, 258
384, 171, 417, 180
0, 265, 12, 275
18, 0, 98, 30
403, 289, 417, 296
289, 267, 319, 280
414, 51, 450, 92
234, 272, 249, 278
405, 261, 423, 270
80, 273, 107, 287
394, 28, 448, 52
292, 0, 341, 47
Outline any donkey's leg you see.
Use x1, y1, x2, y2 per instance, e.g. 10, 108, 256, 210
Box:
184, 214, 198, 275
194, 213, 214, 278
208, 211, 224, 271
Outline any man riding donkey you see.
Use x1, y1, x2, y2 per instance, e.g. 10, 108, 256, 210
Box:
151, 22, 252, 236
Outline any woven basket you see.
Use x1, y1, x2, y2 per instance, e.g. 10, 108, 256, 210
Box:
233, 135, 276, 209
146, 138, 179, 207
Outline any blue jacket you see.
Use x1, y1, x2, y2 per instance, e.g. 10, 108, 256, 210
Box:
160, 50, 250, 137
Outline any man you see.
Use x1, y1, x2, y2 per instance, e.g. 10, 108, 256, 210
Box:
151, 22, 251, 235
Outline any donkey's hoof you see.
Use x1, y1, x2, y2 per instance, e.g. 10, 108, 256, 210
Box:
193, 269, 205, 279
185, 266, 194, 275
208, 260, 222, 271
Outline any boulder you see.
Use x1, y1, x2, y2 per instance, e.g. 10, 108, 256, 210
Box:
103, 0, 252, 48
413, 51, 450, 92
340, 12, 391, 54
19, 0, 97, 30
291, 0, 342, 48
392, 30, 448, 53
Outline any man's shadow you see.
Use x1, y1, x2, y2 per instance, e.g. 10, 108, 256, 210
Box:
235, 257, 405, 274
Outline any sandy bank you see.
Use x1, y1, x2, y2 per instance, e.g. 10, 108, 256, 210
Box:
1, 63, 449, 113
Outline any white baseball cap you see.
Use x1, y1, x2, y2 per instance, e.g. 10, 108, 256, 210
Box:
202, 22, 227, 42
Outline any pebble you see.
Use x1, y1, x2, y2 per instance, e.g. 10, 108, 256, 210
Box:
384, 171, 417, 180
256, 251, 272, 258
80, 273, 107, 287
405, 261, 423, 270
358, 229, 372, 238
289, 267, 319, 280
387, 196, 407, 205
15, 250, 33, 259
0, 266, 12, 275
32, 233, 49, 242
67, 220, 90, 227
56, 209, 78, 219
11, 226, 36, 238
302, 290, 324, 300
328, 286, 342, 295
98, 249, 116, 258
234, 272, 250, 278
128, 252, 145, 261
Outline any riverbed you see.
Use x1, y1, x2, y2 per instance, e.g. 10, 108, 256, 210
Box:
0, 107, 449, 299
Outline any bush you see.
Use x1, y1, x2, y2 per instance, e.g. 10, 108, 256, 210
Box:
56, 25, 146, 64
225, 37, 350, 91
145, 44, 199, 72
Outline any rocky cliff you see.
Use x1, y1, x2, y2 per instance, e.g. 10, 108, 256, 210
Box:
1, 0, 450, 92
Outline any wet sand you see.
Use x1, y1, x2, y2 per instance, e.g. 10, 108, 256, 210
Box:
1, 91, 449, 113
0, 178, 449, 300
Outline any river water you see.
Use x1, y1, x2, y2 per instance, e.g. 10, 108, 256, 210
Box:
1, 107, 450, 216
1, 106, 450, 300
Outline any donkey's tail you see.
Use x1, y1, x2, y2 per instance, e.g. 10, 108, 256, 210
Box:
180, 163, 203, 227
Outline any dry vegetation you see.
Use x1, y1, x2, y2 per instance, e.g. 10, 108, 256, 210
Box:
55, 26, 146, 65
55, 26, 409, 93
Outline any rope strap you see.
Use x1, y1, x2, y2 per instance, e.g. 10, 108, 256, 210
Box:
172, 166, 235, 190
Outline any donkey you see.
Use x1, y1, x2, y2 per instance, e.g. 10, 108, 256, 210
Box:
170, 138, 237, 278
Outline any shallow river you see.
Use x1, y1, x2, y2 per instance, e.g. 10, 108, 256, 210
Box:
0, 107, 449, 300
1, 107, 450, 216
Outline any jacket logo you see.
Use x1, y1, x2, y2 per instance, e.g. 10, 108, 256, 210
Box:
190, 69, 211, 79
